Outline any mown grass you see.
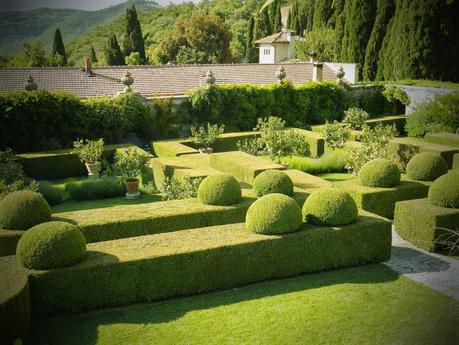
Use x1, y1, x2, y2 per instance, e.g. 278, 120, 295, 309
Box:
24, 264, 458, 345
279, 149, 349, 175
317, 172, 354, 182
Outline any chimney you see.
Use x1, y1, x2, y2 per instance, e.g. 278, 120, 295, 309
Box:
84, 57, 92, 76
312, 62, 323, 82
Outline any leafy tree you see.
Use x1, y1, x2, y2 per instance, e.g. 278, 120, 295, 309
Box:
294, 28, 337, 62
90, 45, 98, 63
362, 0, 394, 81
105, 34, 125, 66
245, 15, 256, 63
152, 14, 232, 65
126, 52, 142, 65
313, 0, 333, 30
9, 41, 47, 67
122, 3, 146, 63
52, 28, 67, 65
273, 0, 282, 33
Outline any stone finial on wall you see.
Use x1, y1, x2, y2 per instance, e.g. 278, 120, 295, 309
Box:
275, 66, 286, 84
122, 71, 134, 93
336, 65, 346, 85
24, 75, 37, 91
204, 70, 216, 85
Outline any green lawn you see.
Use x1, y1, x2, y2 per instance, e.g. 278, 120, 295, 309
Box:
24, 264, 458, 345
317, 172, 354, 182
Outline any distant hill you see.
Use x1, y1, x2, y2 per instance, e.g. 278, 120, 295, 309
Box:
0, 0, 160, 56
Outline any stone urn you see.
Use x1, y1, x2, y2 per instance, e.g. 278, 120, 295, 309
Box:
85, 162, 101, 178
199, 148, 213, 154
125, 180, 141, 199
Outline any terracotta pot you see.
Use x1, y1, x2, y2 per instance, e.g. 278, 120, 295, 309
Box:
85, 161, 101, 177
125, 180, 140, 199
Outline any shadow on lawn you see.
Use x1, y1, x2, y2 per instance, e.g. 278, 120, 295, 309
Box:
25, 263, 399, 345
384, 246, 450, 274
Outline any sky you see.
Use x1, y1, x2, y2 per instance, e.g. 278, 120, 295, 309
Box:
0, 0, 199, 12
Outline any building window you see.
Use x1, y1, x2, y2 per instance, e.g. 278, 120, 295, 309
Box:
263, 48, 271, 55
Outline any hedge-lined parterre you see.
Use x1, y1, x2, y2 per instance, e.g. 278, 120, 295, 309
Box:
198, 173, 242, 206
302, 188, 358, 226
246, 193, 302, 234
406, 152, 448, 181
358, 159, 400, 187
252, 170, 294, 197
0, 191, 51, 230
65, 177, 126, 201
16, 221, 86, 270
428, 171, 459, 208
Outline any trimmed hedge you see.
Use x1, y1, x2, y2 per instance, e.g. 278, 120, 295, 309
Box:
0, 256, 30, 345
335, 177, 430, 219
65, 177, 126, 201
0, 229, 24, 257
252, 170, 294, 197
302, 188, 358, 226
246, 194, 303, 234
38, 183, 64, 206
291, 129, 325, 158
365, 115, 407, 134
406, 152, 448, 181
17, 221, 86, 270
152, 140, 198, 157
428, 172, 459, 208
280, 150, 349, 175
358, 159, 401, 187
209, 151, 285, 184
454, 153, 459, 170
53, 195, 256, 243
0, 191, 51, 230
198, 174, 242, 206
18, 143, 141, 180
20, 213, 390, 318
424, 133, 459, 148
282, 169, 331, 193
394, 198, 459, 251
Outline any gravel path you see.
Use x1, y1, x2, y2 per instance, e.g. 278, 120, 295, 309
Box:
384, 227, 459, 300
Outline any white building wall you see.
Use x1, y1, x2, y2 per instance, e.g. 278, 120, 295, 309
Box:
259, 44, 275, 64
325, 63, 359, 84
274, 44, 290, 63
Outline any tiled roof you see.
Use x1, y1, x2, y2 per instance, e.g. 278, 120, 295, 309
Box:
0, 63, 337, 98
254, 31, 295, 44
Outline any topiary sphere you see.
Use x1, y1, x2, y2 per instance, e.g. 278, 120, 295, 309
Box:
16, 221, 86, 270
358, 159, 401, 187
406, 152, 448, 181
302, 188, 358, 226
198, 173, 242, 206
428, 172, 459, 208
246, 193, 302, 234
0, 191, 51, 230
253, 170, 294, 197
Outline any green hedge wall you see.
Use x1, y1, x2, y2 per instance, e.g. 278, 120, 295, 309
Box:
0, 229, 24, 257
25, 214, 390, 318
424, 133, 459, 148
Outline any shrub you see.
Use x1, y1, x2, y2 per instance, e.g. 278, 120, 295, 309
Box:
252, 170, 293, 197
382, 86, 411, 106
38, 183, 64, 206
406, 93, 459, 137
65, 177, 126, 201
302, 188, 358, 226
162, 176, 203, 201
323, 121, 351, 150
16, 221, 86, 269
0, 149, 38, 199
114, 148, 150, 181
198, 174, 241, 206
246, 193, 302, 234
190, 123, 225, 148
343, 107, 369, 130
428, 172, 459, 208
72, 138, 104, 163
0, 191, 51, 230
358, 159, 401, 187
406, 152, 449, 181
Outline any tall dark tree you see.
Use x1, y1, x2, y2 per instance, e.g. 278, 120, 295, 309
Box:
261, 5, 272, 36
105, 34, 125, 66
246, 15, 256, 62
313, 0, 333, 30
362, 0, 394, 80
122, 4, 146, 62
287, 9, 292, 29
273, 0, 282, 33
291, 1, 301, 34
340, 0, 376, 76
90, 45, 98, 63
52, 28, 67, 65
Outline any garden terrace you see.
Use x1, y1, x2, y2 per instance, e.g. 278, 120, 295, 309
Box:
424, 133, 459, 148
291, 129, 325, 158
2, 211, 390, 320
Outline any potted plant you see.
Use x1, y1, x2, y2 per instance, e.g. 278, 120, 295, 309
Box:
190, 123, 225, 154
114, 148, 150, 199
72, 138, 104, 178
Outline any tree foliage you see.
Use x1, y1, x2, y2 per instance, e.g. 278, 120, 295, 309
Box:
105, 34, 125, 66
52, 28, 67, 65
122, 3, 146, 63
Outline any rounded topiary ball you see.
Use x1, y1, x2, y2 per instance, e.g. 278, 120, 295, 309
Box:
198, 173, 242, 206
0, 191, 51, 230
246, 193, 302, 234
302, 188, 358, 226
358, 159, 401, 187
406, 152, 448, 181
428, 172, 459, 208
253, 170, 294, 197
16, 221, 86, 270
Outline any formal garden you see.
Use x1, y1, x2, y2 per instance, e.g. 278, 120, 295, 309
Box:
1, 81, 458, 345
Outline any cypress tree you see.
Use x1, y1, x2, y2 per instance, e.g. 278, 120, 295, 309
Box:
269, 1, 277, 34
52, 28, 67, 65
122, 4, 146, 62
246, 15, 255, 63
292, 1, 301, 35
273, 0, 282, 33
287, 9, 292, 29
105, 34, 125, 66
362, 0, 394, 81
261, 7, 272, 36
90, 46, 98, 63
313, 0, 333, 30
340, 0, 376, 75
